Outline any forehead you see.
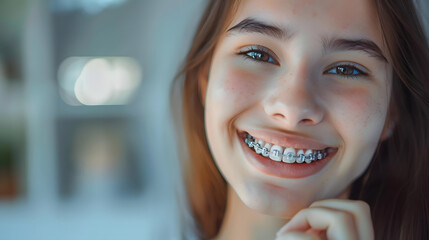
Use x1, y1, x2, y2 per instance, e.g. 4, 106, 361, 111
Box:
230, 0, 384, 47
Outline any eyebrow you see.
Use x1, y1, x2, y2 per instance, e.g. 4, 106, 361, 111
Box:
227, 17, 387, 62
227, 17, 292, 41
323, 38, 387, 62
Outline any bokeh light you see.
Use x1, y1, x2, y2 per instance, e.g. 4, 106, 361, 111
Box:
58, 57, 142, 106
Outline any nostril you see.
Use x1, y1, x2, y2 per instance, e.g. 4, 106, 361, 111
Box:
273, 113, 286, 119
300, 119, 314, 125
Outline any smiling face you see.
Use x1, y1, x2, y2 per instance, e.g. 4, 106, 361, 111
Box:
202, 0, 392, 218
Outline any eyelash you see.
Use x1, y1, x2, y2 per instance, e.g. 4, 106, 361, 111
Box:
238, 46, 368, 79
238, 46, 279, 65
324, 63, 368, 79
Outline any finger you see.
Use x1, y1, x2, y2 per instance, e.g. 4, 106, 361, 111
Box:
277, 207, 359, 240
276, 231, 320, 240
310, 199, 374, 240
306, 229, 327, 240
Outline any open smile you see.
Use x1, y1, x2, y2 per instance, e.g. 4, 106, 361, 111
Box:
238, 130, 338, 179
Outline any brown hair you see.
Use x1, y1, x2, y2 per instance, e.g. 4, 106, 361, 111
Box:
172, 1, 240, 238
349, 0, 429, 239
172, 0, 429, 239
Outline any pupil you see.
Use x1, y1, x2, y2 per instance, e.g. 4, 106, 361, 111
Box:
338, 66, 353, 75
250, 51, 267, 61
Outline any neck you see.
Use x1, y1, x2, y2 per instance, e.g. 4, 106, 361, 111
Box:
214, 186, 288, 240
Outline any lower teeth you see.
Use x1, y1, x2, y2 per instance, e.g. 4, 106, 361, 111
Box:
244, 133, 328, 164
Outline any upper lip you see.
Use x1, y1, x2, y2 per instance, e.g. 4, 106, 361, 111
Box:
241, 129, 336, 150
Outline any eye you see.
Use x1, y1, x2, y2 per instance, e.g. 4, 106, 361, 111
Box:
239, 46, 279, 65
325, 63, 368, 78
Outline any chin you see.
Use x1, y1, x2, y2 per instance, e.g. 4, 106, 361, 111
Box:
238, 187, 309, 219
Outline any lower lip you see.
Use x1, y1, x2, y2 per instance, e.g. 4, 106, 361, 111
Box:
238, 132, 336, 179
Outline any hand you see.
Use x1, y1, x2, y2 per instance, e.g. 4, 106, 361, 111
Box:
275, 199, 374, 240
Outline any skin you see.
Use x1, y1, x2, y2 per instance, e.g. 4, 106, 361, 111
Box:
201, 0, 392, 238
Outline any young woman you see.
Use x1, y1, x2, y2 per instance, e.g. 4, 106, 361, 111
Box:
173, 0, 429, 239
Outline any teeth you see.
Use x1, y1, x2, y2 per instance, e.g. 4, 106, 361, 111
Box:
305, 149, 313, 164
244, 133, 330, 164
282, 148, 296, 163
317, 151, 324, 160
296, 149, 305, 163
255, 140, 264, 154
269, 145, 283, 161
262, 143, 271, 157
246, 135, 255, 148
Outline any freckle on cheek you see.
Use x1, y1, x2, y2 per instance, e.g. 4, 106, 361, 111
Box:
224, 69, 258, 99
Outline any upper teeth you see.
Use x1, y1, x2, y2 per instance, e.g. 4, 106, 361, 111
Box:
244, 133, 328, 164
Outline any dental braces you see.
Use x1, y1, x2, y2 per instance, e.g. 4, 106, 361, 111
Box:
244, 134, 328, 163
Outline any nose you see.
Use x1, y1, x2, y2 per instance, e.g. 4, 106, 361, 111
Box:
263, 69, 325, 128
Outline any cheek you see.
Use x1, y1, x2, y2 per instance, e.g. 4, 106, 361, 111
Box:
225, 69, 255, 94
321, 86, 388, 195
206, 64, 266, 143
328, 85, 387, 166
330, 87, 377, 129
215, 67, 263, 106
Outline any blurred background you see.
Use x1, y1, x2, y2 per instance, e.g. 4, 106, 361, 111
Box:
0, 0, 428, 240
0, 0, 205, 239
